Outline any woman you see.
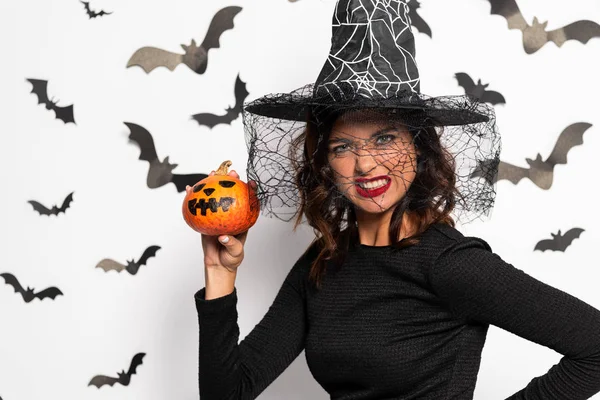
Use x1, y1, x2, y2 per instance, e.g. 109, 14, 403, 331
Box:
191, 1, 600, 399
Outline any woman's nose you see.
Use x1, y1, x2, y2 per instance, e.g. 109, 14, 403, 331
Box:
354, 147, 378, 175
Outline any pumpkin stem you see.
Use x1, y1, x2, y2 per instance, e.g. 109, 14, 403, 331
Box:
216, 160, 232, 175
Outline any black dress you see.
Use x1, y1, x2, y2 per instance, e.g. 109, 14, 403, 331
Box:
195, 223, 600, 399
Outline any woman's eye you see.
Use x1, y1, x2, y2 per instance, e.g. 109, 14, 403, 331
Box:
332, 144, 349, 153
375, 134, 395, 145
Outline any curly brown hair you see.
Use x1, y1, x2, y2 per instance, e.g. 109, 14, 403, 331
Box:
289, 108, 461, 289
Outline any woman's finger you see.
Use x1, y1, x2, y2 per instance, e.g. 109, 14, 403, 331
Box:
209, 170, 215, 176
218, 234, 244, 258
228, 169, 240, 179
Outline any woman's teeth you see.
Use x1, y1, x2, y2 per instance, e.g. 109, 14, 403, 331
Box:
358, 179, 388, 189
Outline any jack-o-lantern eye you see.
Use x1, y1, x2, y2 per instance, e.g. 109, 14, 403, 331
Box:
203, 188, 215, 196
219, 181, 236, 188
193, 183, 206, 193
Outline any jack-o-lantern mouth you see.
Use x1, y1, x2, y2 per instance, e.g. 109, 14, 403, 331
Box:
187, 197, 236, 216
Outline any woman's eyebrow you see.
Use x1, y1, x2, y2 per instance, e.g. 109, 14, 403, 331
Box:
370, 126, 397, 138
328, 136, 351, 144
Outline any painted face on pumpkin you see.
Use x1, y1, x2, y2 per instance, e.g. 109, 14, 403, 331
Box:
187, 180, 238, 216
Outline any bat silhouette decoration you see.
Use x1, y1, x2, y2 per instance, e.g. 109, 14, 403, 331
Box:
125, 122, 207, 192
455, 72, 506, 106
470, 122, 592, 189
80, 0, 112, 18
191, 74, 249, 128
28, 192, 74, 216
0, 273, 63, 303
26, 78, 75, 124
486, 0, 600, 54
126, 6, 242, 74
88, 352, 146, 388
96, 245, 161, 275
534, 228, 584, 252
407, 0, 432, 38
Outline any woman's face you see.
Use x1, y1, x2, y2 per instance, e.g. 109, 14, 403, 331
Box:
326, 115, 419, 215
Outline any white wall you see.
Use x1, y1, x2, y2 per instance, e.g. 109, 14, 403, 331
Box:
0, 0, 599, 398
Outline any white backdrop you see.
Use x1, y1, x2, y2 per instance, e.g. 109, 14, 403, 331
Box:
1, 0, 600, 399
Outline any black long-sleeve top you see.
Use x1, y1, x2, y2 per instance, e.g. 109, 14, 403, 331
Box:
194, 222, 600, 399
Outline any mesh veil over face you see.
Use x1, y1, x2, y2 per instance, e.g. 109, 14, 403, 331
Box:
243, 94, 500, 225
241, 0, 502, 226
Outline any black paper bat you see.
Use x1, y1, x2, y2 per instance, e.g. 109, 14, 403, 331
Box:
80, 0, 112, 18
534, 228, 584, 252
28, 192, 74, 216
0, 273, 63, 303
126, 6, 242, 74
191, 74, 249, 128
125, 122, 207, 192
88, 353, 146, 388
26, 78, 75, 124
407, 0, 432, 38
486, 0, 600, 54
470, 122, 592, 189
96, 245, 161, 275
455, 72, 506, 105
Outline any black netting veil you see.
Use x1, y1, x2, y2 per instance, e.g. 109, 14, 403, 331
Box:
243, 83, 501, 226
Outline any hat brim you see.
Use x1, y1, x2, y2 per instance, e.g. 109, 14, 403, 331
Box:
243, 85, 491, 127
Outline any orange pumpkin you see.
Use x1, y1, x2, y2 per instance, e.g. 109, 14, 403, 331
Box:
182, 160, 259, 236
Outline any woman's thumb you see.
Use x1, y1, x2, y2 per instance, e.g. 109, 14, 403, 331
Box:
218, 235, 243, 258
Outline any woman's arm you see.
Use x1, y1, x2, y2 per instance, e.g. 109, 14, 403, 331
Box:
428, 237, 600, 400
194, 245, 314, 400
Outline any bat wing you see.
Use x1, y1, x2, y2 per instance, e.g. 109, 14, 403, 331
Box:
34, 287, 63, 300
53, 104, 75, 124
58, 192, 74, 214
26, 78, 51, 106
171, 173, 208, 192
0, 273, 25, 295
232, 74, 250, 111
199, 6, 242, 51
469, 158, 499, 185
497, 160, 530, 184
88, 375, 119, 388
454, 73, 475, 93
191, 112, 229, 128
480, 90, 506, 105
125, 122, 159, 162
408, 6, 432, 38
191, 74, 249, 128
27, 200, 53, 215
547, 20, 600, 47
126, 353, 146, 376
94, 10, 112, 17
126, 47, 183, 73
96, 258, 126, 272
136, 245, 161, 266
80, 0, 91, 14
545, 122, 592, 166
563, 227, 585, 246
533, 238, 555, 252
487, 0, 528, 31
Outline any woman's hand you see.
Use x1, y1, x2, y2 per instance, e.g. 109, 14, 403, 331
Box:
186, 169, 258, 273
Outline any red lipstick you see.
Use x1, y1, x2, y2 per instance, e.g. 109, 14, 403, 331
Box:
354, 176, 391, 198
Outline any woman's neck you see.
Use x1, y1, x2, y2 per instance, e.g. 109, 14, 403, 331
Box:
355, 208, 416, 246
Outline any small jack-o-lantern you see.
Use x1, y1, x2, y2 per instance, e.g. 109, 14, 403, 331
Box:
182, 160, 259, 236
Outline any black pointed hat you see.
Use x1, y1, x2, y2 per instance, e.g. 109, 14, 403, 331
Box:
242, 0, 501, 224
244, 0, 490, 125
